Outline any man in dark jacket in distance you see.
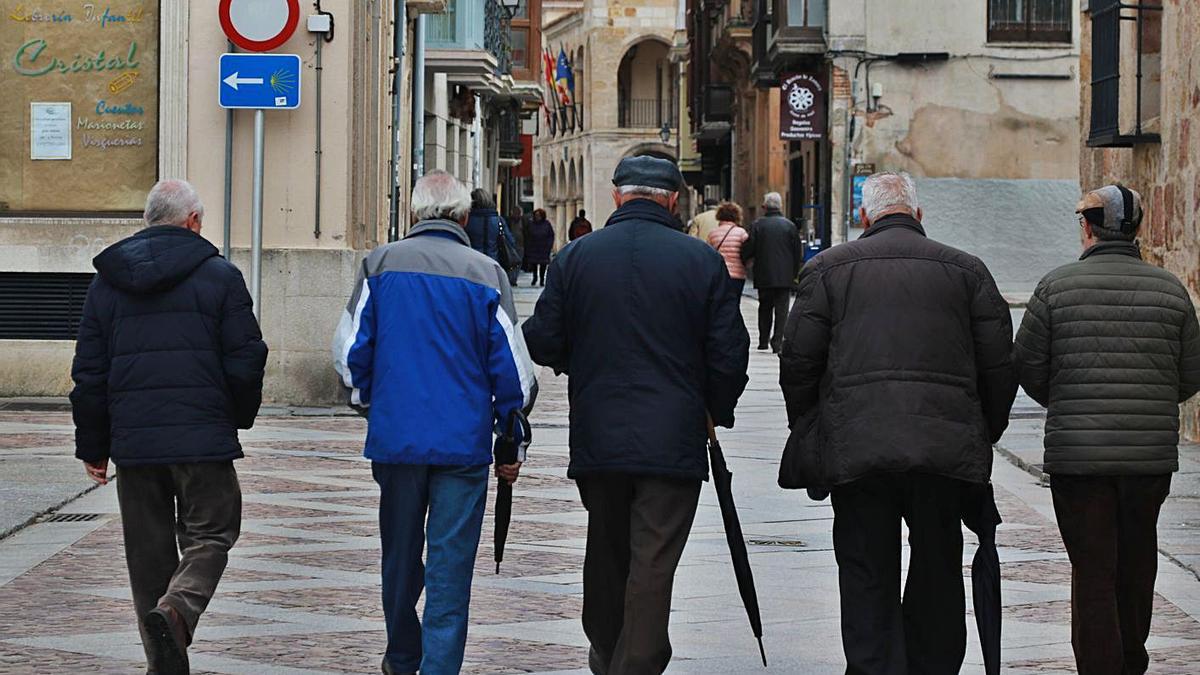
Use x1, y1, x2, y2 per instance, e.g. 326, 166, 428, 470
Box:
779, 172, 1016, 674
523, 155, 750, 674
742, 191, 802, 353
1013, 185, 1200, 675
569, 209, 593, 241
70, 179, 268, 675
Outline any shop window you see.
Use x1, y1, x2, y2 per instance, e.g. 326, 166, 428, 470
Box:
1086, 0, 1162, 147
988, 0, 1071, 43
0, 2, 160, 215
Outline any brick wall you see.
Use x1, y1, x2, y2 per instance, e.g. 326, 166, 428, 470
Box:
1079, 0, 1200, 439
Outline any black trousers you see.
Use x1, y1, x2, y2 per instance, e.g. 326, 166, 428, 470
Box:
831, 473, 967, 675
116, 462, 241, 664
1051, 474, 1171, 675
576, 474, 701, 675
757, 287, 791, 350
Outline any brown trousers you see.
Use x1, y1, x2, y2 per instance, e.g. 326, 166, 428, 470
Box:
576, 473, 701, 675
1051, 474, 1172, 675
116, 462, 242, 662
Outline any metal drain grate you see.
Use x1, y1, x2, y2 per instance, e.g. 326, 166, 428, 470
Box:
747, 538, 807, 548
40, 513, 103, 523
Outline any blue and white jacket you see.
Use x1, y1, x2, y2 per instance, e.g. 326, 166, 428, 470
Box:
332, 220, 538, 466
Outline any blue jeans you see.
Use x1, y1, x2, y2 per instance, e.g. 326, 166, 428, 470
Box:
373, 462, 489, 675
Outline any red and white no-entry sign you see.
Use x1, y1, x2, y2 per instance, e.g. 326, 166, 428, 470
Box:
219, 0, 301, 52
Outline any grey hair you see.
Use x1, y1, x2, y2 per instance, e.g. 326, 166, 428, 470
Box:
861, 172, 919, 221
763, 192, 783, 210
618, 185, 676, 200
412, 170, 472, 222
144, 179, 204, 227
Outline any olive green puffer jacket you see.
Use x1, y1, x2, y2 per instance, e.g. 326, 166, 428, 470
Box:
1013, 241, 1200, 475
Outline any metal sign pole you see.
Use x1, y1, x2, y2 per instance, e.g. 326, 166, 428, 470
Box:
251, 108, 265, 321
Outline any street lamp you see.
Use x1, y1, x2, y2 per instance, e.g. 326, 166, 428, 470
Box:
659, 123, 671, 145
499, 0, 519, 16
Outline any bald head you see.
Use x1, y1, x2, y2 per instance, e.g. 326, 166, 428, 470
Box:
144, 179, 204, 233
859, 172, 921, 227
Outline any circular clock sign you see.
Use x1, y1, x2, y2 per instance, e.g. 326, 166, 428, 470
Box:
219, 0, 301, 52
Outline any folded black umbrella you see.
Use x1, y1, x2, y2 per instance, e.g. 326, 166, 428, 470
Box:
493, 410, 531, 574
708, 422, 767, 667
962, 482, 1002, 675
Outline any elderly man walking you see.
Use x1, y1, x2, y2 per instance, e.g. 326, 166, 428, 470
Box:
780, 172, 1016, 674
742, 192, 802, 353
1013, 185, 1200, 675
70, 179, 267, 675
523, 156, 750, 674
333, 170, 536, 675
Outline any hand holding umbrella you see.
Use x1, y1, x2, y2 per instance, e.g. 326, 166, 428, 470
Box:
493, 409, 531, 574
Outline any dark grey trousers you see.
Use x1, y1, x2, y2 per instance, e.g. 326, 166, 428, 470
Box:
576, 474, 701, 675
116, 462, 241, 660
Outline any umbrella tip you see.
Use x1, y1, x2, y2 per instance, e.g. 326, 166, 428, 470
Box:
757, 637, 767, 667
496, 562, 501, 574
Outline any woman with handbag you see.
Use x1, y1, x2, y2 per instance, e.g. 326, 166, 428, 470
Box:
707, 202, 750, 297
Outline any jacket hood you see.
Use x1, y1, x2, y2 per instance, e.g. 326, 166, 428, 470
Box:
93, 225, 219, 294
860, 213, 926, 239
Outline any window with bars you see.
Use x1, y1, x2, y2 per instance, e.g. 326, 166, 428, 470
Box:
1086, 0, 1162, 147
988, 0, 1072, 43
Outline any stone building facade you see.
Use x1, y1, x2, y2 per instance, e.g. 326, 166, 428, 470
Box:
533, 0, 680, 245
1080, 0, 1200, 439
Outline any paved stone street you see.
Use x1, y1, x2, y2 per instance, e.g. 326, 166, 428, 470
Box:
1, 286, 1199, 673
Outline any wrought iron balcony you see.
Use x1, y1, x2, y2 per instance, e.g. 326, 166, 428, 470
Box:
618, 98, 678, 129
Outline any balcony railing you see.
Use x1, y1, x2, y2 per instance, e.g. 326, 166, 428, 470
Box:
618, 98, 678, 129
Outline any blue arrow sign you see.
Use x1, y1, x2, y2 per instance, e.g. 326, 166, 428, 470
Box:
219, 53, 302, 110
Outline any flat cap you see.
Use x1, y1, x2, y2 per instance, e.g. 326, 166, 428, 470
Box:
612, 155, 683, 192
1077, 184, 1143, 234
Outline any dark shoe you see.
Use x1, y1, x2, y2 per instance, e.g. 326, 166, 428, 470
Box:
381, 657, 415, 675
756, 344, 769, 351
143, 606, 189, 675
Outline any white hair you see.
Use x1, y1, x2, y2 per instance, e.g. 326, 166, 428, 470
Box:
411, 170, 472, 222
617, 185, 676, 200
861, 172, 919, 221
144, 179, 204, 226
763, 192, 783, 210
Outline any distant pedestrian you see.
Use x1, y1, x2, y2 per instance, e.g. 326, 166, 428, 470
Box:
779, 172, 1016, 674
688, 196, 720, 242
70, 179, 268, 675
569, 209, 593, 241
742, 192, 802, 353
1013, 185, 1200, 675
523, 156, 749, 674
333, 171, 537, 675
707, 201, 750, 297
465, 189, 516, 266
524, 208, 555, 286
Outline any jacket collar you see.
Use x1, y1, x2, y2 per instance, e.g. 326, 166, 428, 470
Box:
860, 213, 926, 239
406, 219, 471, 246
763, 207, 784, 217
1080, 240, 1141, 261
605, 199, 680, 230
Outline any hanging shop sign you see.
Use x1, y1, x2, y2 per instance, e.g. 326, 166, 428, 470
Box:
780, 71, 827, 142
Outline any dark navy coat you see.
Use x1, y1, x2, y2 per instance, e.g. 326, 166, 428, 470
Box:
465, 207, 516, 263
70, 226, 268, 466
522, 199, 750, 480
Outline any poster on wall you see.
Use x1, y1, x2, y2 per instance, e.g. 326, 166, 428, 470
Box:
30, 102, 72, 159
780, 71, 827, 142
0, 2, 160, 213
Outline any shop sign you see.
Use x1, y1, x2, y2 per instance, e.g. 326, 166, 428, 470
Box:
780, 71, 826, 141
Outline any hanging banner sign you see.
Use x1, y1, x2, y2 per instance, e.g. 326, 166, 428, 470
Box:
780, 71, 827, 141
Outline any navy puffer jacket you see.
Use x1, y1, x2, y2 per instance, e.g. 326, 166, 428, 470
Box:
70, 225, 268, 466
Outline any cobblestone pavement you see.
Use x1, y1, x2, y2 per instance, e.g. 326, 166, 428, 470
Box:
1, 288, 1199, 673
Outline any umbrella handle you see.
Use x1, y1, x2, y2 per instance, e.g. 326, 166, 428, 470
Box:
706, 414, 717, 443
